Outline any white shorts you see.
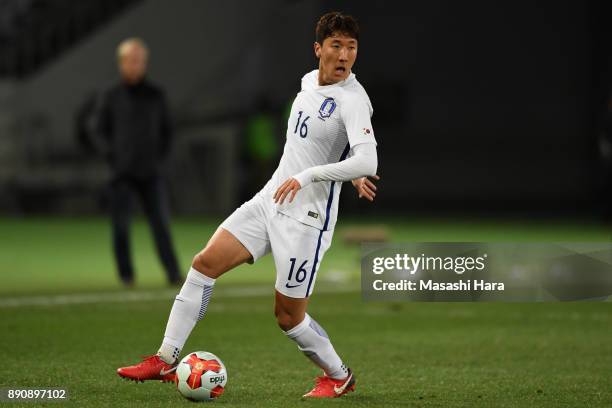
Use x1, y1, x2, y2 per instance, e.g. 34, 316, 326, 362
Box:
220, 192, 333, 298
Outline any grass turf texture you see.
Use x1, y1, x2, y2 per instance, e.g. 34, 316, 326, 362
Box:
1, 216, 610, 295
0, 217, 611, 407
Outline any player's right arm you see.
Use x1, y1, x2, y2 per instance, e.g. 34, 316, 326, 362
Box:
351, 175, 379, 201
344, 144, 380, 201
343, 93, 380, 202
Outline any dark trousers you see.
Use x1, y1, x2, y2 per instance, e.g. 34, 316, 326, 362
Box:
109, 176, 181, 284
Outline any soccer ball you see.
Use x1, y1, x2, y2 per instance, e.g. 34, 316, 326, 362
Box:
175, 351, 227, 401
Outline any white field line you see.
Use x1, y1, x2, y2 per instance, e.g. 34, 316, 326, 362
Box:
0, 285, 358, 308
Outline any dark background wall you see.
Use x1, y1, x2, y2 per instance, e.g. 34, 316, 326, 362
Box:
331, 0, 611, 215
1, 0, 610, 216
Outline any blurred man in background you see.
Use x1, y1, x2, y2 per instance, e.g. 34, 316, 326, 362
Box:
96, 38, 181, 287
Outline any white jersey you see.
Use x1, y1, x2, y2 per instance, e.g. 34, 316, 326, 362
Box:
261, 69, 377, 231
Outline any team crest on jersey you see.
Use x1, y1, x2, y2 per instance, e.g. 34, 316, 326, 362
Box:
318, 97, 336, 120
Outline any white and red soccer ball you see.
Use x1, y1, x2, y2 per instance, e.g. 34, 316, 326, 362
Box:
175, 351, 227, 401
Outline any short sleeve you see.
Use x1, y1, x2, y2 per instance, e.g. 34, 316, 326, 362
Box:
341, 95, 377, 148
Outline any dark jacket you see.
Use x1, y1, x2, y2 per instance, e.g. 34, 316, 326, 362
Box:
97, 79, 172, 179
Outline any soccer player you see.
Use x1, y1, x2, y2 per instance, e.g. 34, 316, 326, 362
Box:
117, 11, 379, 399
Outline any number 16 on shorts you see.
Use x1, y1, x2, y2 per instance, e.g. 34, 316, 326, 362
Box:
285, 258, 309, 289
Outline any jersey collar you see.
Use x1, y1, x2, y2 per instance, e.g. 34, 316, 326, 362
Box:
301, 69, 355, 92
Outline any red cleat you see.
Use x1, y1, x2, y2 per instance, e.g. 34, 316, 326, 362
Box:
302, 369, 355, 398
117, 355, 177, 383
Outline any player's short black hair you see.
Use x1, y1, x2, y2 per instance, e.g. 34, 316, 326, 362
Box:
315, 11, 359, 45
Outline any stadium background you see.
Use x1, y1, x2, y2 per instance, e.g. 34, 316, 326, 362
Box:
0, 0, 610, 407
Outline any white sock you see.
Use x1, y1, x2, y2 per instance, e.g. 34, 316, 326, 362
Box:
158, 267, 215, 364
284, 314, 349, 380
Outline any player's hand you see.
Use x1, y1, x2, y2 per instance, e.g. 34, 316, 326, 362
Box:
274, 178, 302, 205
351, 175, 379, 201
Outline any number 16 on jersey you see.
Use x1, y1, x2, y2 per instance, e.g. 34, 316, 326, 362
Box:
285, 257, 308, 288
293, 111, 310, 138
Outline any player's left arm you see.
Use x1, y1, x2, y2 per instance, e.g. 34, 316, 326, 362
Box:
273, 143, 378, 204
274, 96, 378, 205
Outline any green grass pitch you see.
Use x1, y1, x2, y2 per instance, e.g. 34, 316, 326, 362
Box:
0, 217, 611, 407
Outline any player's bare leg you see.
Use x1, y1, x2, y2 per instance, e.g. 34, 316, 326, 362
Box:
191, 227, 254, 279
274, 290, 308, 331
117, 228, 252, 383
276, 291, 355, 398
